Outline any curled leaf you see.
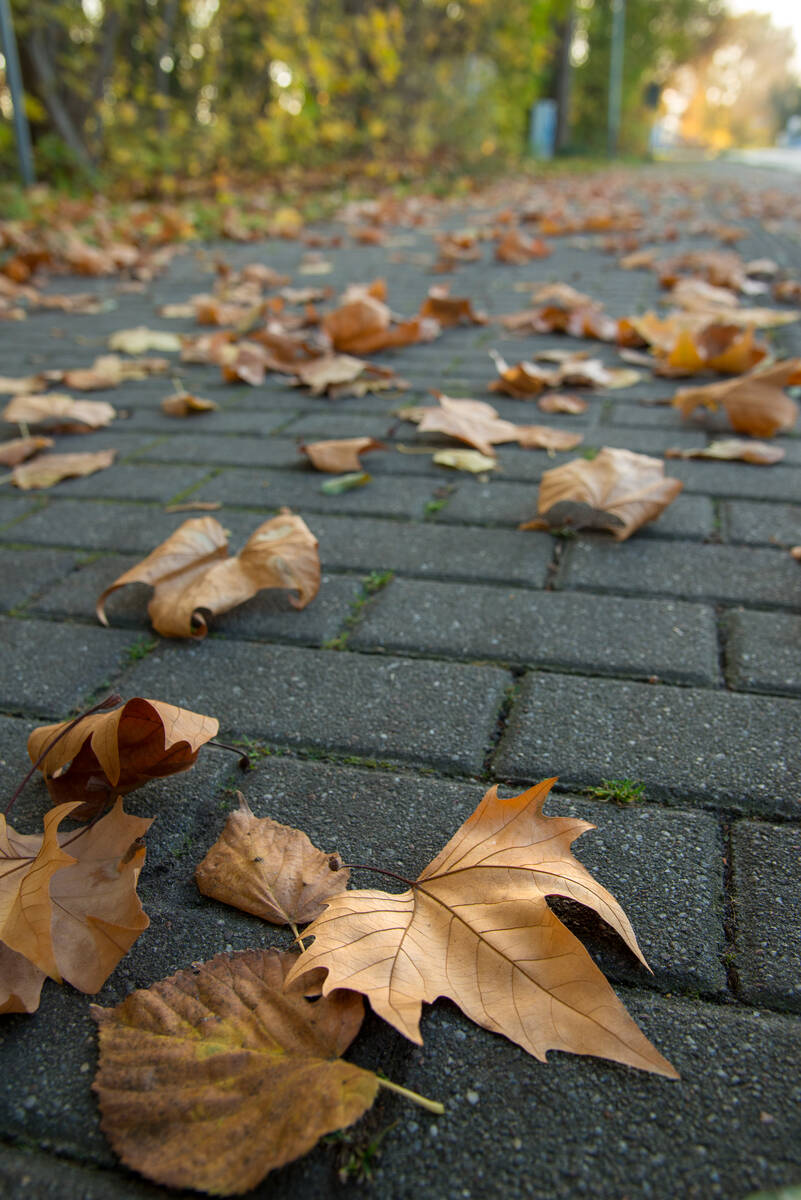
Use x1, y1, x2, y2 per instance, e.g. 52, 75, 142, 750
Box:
522, 447, 683, 540
301, 437, 385, 473
664, 439, 785, 465
91, 948, 378, 1194
418, 286, 487, 326
673, 360, 801, 437
0, 435, 53, 466
160, 391, 218, 417
28, 697, 219, 815
196, 793, 350, 925
97, 511, 320, 637
433, 449, 498, 473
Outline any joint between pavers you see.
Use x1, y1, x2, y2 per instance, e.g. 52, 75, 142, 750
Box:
719, 818, 742, 1001
165, 468, 222, 507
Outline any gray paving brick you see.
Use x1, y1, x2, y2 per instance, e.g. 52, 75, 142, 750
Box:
732, 821, 801, 1011
610, 400, 727, 429
118, 640, 510, 773
37, 463, 213, 504
493, 671, 800, 817
308, 514, 555, 586
0, 547, 80, 611
0, 616, 140, 717
0, 496, 39, 528
351, 578, 719, 685
133, 432, 303, 469
122, 400, 300, 436
241, 757, 725, 994
668, 460, 801, 502
0, 500, 206, 553
0, 1145, 162, 1200
375, 993, 801, 1200
724, 500, 801, 547
723, 608, 801, 695
191, 466, 443, 519
438, 479, 714, 538
280, 411, 405, 440
561, 537, 799, 606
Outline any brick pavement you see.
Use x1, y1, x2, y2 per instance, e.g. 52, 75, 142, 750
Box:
0, 163, 799, 1200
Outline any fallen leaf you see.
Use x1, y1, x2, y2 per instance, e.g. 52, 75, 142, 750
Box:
160, 391, 218, 417
0, 435, 53, 466
417, 394, 518, 458
2, 393, 116, 432
664, 439, 785, 465
286, 779, 677, 1077
0, 942, 46, 1015
0, 798, 150, 1008
0, 374, 49, 394
9, 449, 116, 489
108, 327, 182, 354
320, 471, 371, 494
673, 360, 801, 437
28, 697, 219, 815
537, 393, 588, 414
196, 794, 349, 925
301, 437, 385, 473
91, 948, 378, 1193
515, 425, 584, 452
96, 511, 320, 637
63, 355, 170, 390
494, 229, 551, 264
432, 449, 498, 473
418, 286, 487, 326
521, 447, 683, 540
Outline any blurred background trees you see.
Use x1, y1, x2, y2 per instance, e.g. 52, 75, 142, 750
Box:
0, 0, 799, 190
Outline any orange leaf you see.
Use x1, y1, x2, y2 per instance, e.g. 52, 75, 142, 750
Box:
287, 780, 677, 1077
91, 949, 378, 1194
418, 286, 487, 326
673, 360, 801, 437
195, 793, 350, 925
522, 447, 683, 540
27, 697, 219, 815
96, 511, 320, 637
301, 437, 385, 473
160, 391, 218, 417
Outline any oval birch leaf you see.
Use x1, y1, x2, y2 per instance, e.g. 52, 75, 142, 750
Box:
521, 448, 683, 541
10, 449, 116, 490
27, 697, 219, 814
91, 948, 379, 1195
301, 437, 385, 473
286, 780, 677, 1078
195, 793, 350, 925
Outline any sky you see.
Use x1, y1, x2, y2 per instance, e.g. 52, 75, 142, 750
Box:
727, 0, 801, 71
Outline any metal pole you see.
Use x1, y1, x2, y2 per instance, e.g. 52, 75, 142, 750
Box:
0, 0, 36, 186
607, 0, 626, 157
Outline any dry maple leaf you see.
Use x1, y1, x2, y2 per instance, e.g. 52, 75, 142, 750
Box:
91, 948, 379, 1194
96, 511, 320, 637
515, 425, 584, 452
300, 437, 385, 473
538, 393, 588, 414
0, 435, 53, 467
195, 793, 350, 925
664, 439, 785, 465
417, 395, 518, 458
160, 391, 218, 417
28, 697, 219, 817
0, 798, 150, 1012
494, 229, 551, 264
673, 361, 801, 438
286, 779, 677, 1077
2, 393, 116, 432
418, 286, 487, 326
9, 449, 116, 490
521, 448, 683, 540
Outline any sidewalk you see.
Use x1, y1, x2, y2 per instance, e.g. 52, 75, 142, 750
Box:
0, 162, 799, 1200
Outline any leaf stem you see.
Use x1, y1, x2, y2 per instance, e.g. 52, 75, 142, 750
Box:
377, 1076, 444, 1115
289, 920, 306, 952
5, 693, 122, 817
208, 740, 251, 770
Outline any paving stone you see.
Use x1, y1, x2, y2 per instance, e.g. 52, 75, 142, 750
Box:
561, 537, 799, 606
0, 616, 140, 717
609, 401, 726, 429
0, 500, 204, 553
32, 463, 213, 504
374, 993, 801, 1200
351, 578, 719, 685
0, 547, 80, 611
0, 496, 40, 528
0, 1146, 164, 1200
133, 432, 303, 469
493, 671, 800, 817
307, 514, 555, 587
724, 500, 801, 547
117, 640, 511, 773
240, 757, 726, 993
723, 609, 801, 695
732, 821, 801, 1011
667, 460, 801, 502
122, 402, 300, 436
437, 479, 714, 538
280, 411, 405, 440
190, 466, 443, 519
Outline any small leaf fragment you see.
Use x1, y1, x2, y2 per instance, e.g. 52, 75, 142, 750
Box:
433, 449, 498, 473
664, 439, 785, 465
195, 793, 350, 925
91, 948, 379, 1194
320, 471, 371, 494
301, 437, 385, 473
108, 327, 182, 354
160, 391, 218, 417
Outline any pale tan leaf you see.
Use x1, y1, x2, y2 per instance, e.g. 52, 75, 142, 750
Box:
286, 780, 677, 1078
195, 794, 350, 925
10, 449, 116, 490
0, 943, 45, 1014
301, 437, 385, 473
522, 447, 683, 540
537, 393, 588, 414
2, 393, 115, 432
108, 327, 182, 354
515, 425, 584, 451
664, 439, 785, 465
160, 391, 218, 417
418, 394, 519, 458
91, 948, 379, 1194
0, 436, 53, 467
432, 449, 498, 472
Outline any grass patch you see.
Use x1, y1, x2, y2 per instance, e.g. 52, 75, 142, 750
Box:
585, 778, 646, 805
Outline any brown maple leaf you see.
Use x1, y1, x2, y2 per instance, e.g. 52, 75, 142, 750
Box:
286, 779, 677, 1077
521, 447, 683, 540
418, 285, 487, 326
0, 799, 151, 1012
96, 510, 320, 637
2, 393, 116, 432
92, 948, 379, 1193
27, 697, 219, 816
195, 793, 350, 926
300, 437, 385, 473
673, 360, 801, 438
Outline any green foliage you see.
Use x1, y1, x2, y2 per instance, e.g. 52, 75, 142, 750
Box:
586, 779, 647, 805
